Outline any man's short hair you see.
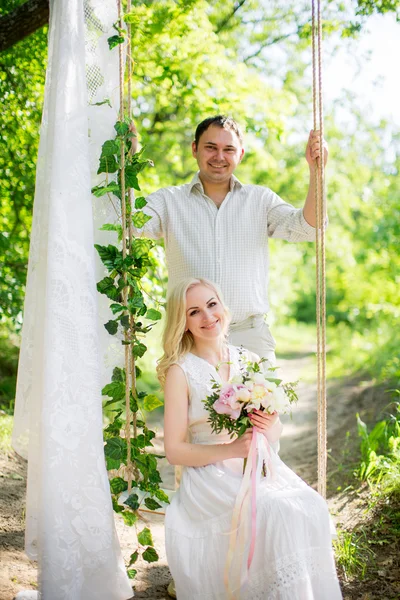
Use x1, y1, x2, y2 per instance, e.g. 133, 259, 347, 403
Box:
194, 115, 243, 147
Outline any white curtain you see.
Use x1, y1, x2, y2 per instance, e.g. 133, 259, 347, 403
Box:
12, 0, 133, 598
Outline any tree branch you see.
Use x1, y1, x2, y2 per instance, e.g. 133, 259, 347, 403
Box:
0, 0, 49, 53
243, 20, 311, 63
216, 0, 248, 34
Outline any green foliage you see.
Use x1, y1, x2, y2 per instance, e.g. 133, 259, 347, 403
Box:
356, 400, 400, 497
333, 529, 374, 580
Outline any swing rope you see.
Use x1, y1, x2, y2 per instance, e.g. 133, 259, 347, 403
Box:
117, 0, 134, 494
312, 0, 327, 498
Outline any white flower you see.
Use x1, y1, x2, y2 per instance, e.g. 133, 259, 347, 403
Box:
245, 380, 254, 391
245, 400, 261, 412
251, 372, 266, 385
235, 385, 251, 402
230, 375, 242, 385
270, 386, 291, 413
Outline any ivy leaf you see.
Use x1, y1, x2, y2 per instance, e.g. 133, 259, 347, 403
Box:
94, 244, 121, 271
122, 511, 138, 526
119, 314, 130, 329
101, 140, 119, 156
127, 569, 137, 580
110, 477, 128, 495
133, 342, 147, 358
104, 437, 127, 466
146, 308, 162, 321
110, 303, 124, 314
124, 493, 140, 510
108, 35, 125, 50
132, 238, 153, 258
135, 196, 147, 209
97, 154, 118, 174
154, 488, 170, 504
144, 497, 162, 511
92, 182, 120, 198
128, 551, 139, 565
104, 319, 118, 335
132, 211, 152, 228
112, 496, 124, 514
115, 121, 129, 136
102, 381, 125, 401
91, 98, 112, 108
137, 527, 153, 547
112, 367, 125, 382
143, 394, 163, 412
97, 277, 119, 301
142, 547, 159, 563
125, 166, 141, 190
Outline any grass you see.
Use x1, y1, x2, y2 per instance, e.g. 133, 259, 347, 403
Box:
333, 529, 374, 580
0, 413, 13, 452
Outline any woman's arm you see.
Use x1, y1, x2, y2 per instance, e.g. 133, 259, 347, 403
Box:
164, 364, 252, 467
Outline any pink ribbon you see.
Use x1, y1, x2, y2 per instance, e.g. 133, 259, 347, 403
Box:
224, 428, 260, 599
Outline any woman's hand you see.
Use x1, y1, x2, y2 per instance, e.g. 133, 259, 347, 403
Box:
229, 429, 253, 458
249, 410, 279, 433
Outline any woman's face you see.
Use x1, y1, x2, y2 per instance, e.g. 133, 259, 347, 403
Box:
185, 284, 225, 342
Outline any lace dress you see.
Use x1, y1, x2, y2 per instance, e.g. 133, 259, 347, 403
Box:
164, 346, 342, 600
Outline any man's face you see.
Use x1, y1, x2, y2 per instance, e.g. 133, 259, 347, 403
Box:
192, 125, 244, 185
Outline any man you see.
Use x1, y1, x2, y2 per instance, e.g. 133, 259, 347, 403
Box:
132, 116, 327, 599
134, 115, 327, 365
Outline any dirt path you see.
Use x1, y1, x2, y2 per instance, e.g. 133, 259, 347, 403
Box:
0, 349, 380, 599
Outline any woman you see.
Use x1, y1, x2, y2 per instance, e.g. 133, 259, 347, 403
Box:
158, 277, 342, 600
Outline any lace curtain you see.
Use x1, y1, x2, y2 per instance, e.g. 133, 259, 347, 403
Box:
12, 0, 132, 598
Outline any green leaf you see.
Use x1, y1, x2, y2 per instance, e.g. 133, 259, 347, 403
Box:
102, 381, 125, 401
146, 308, 162, 321
143, 394, 163, 412
100, 224, 123, 238
112, 367, 125, 382
97, 277, 119, 301
108, 35, 125, 50
112, 496, 124, 514
110, 303, 124, 314
97, 154, 118, 174
132, 238, 153, 258
127, 569, 137, 580
132, 211, 152, 228
124, 493, 140, 510
115, 121, 129, 136
125, 166, 141, 191
128, 551, 139, 565
137, 527, 153, 547
154, 488, 170, 504
133, 342, 147, 358
104, 437, 127, 464
92, 182, 120, 198
142, 547, 159, 563
94, 244, 121, 271
144, 497, 162, 511
101, 140, 119, 156
135, 196, 147, 209
110, 477, 128, 495
104, 319, 118, 335
122, 511, 138, 526
91, 98, 112, 107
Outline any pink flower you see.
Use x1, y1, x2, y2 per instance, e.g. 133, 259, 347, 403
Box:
213, 383, 242, 420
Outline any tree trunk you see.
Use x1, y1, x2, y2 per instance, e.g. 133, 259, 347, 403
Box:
0, 0, 49, 53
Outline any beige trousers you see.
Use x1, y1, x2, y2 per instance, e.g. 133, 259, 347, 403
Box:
228, 315, 276, 367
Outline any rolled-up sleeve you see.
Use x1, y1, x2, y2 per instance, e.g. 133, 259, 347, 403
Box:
132, 190, 166, 240
265, 189, 324, 242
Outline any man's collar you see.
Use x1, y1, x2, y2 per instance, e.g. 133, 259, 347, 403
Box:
188, 172, 243, 194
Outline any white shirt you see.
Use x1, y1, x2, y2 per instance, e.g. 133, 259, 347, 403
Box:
135, 172, 317, 323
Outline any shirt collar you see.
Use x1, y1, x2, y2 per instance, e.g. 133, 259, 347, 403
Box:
188, 171, 243, 195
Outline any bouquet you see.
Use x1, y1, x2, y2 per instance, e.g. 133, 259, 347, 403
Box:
203, 355, 298, 438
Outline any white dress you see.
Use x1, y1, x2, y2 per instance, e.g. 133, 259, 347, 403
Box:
165, 346, 342, 600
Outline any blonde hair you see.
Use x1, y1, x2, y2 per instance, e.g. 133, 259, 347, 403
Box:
157, 278, 231, 387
